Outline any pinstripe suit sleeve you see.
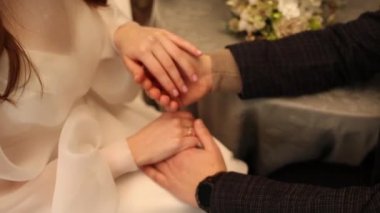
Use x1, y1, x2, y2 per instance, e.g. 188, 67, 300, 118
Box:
226, 11, 380, 99
210, 172, 380, 213
210, 10, 380, 213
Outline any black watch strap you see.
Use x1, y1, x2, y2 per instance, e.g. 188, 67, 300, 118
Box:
196, 172, 226, 212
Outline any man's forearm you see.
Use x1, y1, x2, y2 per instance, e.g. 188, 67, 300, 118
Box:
226, 11, 380, 99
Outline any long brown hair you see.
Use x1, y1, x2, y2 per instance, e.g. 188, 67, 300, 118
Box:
0, 0, 107, 103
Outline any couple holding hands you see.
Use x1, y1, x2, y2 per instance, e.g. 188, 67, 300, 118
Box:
1, 0, 379, 212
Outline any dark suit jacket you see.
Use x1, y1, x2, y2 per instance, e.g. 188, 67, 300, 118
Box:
208, 11, 380, 213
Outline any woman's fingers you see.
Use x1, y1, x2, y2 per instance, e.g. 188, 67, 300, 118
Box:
124, 28, 201, 98
180, 118, 193, 129
156, 33, 198, 82
141, 53, 179, 97
168, 100, 180, 112
118, 24, 202, 99
152, 43, 188, 93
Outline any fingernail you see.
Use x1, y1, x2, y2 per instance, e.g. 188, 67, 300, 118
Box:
172, 89, 179, 97
192, 74, 198, 82
182, 86, 188, 93
197, 50, 203, 55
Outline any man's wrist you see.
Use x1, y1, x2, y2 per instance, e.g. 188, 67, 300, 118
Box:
199, 55, 214, 94
208, 49, 242, 93
196, 172, 227, 212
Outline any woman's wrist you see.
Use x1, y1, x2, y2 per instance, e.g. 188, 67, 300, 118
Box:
113, 21, 140, 52
99, 139, 139, 177
126, 136, 144, 167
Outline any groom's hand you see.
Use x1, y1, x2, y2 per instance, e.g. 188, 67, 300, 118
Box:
143, 119, 226, 207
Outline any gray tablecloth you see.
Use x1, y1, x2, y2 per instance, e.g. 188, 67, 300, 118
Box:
154, 0, 380, 174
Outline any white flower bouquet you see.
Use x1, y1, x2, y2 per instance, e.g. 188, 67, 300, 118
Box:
226, 0, 345, 40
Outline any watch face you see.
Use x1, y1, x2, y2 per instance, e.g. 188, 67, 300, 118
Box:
198, 181, 213, 210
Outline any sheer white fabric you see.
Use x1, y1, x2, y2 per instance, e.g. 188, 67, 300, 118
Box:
0, 0, 247, 212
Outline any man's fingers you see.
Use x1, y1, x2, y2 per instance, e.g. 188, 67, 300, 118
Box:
174, 111, 194, 119
146, 86, 179, 111
180, 137, 201, 151
142, 166, 168, 188
194, 119, 217, 151
159, 95, 171, 106
141, 78, 153, 90
147, 87, 161, 100
123, 57, 145, 83
180, 118, 194, 128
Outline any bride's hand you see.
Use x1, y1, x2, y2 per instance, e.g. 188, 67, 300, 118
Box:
114, 21, 202, 98
127, 111, 200, 166
145, 54, 213, 112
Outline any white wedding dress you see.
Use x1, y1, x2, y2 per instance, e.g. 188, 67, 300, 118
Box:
0, 0, 247, 212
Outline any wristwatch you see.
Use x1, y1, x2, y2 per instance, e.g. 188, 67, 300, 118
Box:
195, 172, 226, 212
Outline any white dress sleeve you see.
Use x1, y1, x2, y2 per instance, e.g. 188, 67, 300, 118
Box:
0, 1, 144, 212
92, 0, 140, 104
96, 0, 133, 51
0, 20, 137, 213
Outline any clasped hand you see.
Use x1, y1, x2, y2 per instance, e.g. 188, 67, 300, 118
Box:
127, 111, 199, 166
115, 21, 213, 112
